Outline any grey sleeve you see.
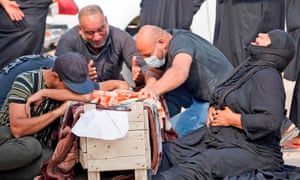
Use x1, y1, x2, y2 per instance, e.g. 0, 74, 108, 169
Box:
121, 34, 148, 74
55, 31, 78, 56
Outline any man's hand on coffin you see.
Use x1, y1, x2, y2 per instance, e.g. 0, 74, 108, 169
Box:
138, 86, 159, 101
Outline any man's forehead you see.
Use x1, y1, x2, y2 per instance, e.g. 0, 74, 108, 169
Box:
80, 14, 106, 27
137, 42, 156, 57
79, 18, 107, 30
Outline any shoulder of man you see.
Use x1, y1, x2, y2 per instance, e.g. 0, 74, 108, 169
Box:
14, 69, 44, 89
109, 26, 133, 40
60, 26, 81, 40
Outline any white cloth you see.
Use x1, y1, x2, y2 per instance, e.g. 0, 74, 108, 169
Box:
71, 109, 129, 140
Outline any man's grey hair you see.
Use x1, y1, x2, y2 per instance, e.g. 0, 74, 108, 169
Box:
78, 4, 104, 21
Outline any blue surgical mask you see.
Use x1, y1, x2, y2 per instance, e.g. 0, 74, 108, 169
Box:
144, 55, 165, 68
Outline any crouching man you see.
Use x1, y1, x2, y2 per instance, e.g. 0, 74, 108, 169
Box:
0, 52, 95, 179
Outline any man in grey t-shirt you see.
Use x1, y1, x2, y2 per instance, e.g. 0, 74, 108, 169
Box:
134, 25, 233, 137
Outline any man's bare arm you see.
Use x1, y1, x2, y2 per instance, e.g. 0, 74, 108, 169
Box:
10, 101, 69, 138
99, 80, 130, 91
25, 89, 92, 117
148, 53, 192, 95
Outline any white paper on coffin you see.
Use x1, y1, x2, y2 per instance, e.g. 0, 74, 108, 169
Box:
71, 109, 129, 140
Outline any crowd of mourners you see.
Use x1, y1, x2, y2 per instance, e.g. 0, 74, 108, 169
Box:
1, 0, 300, 179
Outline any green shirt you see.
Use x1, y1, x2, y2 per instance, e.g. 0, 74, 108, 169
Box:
0, 70, 61, 147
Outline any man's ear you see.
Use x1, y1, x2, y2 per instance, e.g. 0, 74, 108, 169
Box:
51, 71, 61, 81
158, 37, 164, 44
158, 38, 167, 49
105, 16, 108, 24
78, 25, 83, 36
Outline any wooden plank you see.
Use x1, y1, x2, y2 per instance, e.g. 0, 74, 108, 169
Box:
282, 149, 300, 167
79, 137, 87, 153
131, 102, 144, 111
79, 101, 151, 180
78, 149, 88, 169
85, 130, 149, 159
135, 169, 148, 180
143, 127, 151, 167
127, 111, 146, 130
86, 156, 150, 171
87, 171, 100, 180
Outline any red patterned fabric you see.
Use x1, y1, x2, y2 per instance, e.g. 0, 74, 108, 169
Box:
37, 103, 84, 180
91, 90, 170, 132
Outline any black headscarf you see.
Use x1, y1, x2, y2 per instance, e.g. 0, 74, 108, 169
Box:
211, 29, 295, 109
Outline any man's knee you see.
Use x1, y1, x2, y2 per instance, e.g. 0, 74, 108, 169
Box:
0, 126, 13, 144
19, 136, 43, 158
0, 136, 43, 171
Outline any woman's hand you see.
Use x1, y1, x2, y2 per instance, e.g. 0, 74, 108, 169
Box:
210, 106, 233, 127
0, 0, 24, 21
208, 106, 242, 129
206, 105, 215, 127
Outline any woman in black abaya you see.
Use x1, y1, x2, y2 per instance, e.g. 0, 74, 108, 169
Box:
283, 0, 300, 81
0, 0, 54, 69
152, 29, 295, 180
213, 0, 285, 67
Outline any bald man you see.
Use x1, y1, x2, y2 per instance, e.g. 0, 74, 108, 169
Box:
134, 25, 234, 137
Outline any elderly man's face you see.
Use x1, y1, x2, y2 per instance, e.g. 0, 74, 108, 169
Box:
251, 33, 271, 47
79, 13, 109, 48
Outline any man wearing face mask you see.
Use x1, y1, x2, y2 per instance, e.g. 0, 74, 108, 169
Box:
55, 4, 147, 86
134, 25, 234, 137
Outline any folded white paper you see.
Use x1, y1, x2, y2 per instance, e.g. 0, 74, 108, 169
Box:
71, 109, 129, 140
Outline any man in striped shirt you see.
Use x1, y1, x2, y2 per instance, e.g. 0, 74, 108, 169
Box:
0, 52, 94, 179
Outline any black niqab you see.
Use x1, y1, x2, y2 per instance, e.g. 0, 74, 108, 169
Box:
212, 30, 295, 109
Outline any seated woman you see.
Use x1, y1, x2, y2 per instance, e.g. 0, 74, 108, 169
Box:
152, 29, 296, 179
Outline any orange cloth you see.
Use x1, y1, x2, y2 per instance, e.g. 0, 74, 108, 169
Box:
91, 89, 167, 122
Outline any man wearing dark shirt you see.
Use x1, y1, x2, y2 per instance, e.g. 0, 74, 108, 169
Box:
55, 4, 147, 86
134, 25, 233, 137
